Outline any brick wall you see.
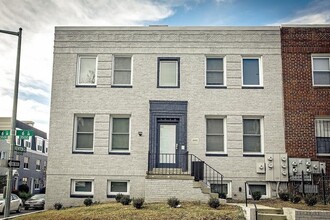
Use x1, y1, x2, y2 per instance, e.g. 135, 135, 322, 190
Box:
281, 27, 330, 172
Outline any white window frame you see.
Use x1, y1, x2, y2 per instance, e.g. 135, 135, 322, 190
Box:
205, 116, 227, 154
242, 116, 264, 155
76, 55, 98, 86
312, 55, 330, 87
36, 136, 43, 152
241, 56, 263, 87
36, 159, 41, 171
107, 180, 130, 196
315, 117, 330, 156
45, 140, 48, 154
212, 181, 232, 198
205, 56, 226, 87
73, 115, 95, 153
34, 178, 40, 190
24, 136, 32, 148
22, 177, 28, 184
246, 182, 270, 199
23, 156, 29, 169
110, 115, 131, 153
71, 179, 94, 196
0, 151, 6, 160
112, 55, 133, 86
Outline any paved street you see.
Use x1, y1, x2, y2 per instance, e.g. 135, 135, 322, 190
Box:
0, 209, 41, 219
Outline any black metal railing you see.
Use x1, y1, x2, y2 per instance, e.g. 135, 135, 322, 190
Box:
245, 182, 258, 220
147, 152, 224, 195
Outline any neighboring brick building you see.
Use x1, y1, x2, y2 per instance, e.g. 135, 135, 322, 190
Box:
281, 25, 330, 173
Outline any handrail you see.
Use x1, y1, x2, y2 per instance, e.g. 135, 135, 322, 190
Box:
245, 181, 258, 220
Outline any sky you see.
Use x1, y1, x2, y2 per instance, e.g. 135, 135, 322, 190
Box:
0, 0, 329, 135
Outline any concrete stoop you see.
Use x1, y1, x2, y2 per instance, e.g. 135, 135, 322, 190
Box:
257, 208, 287, 220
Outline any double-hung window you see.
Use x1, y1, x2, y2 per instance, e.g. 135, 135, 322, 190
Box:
24, 137, 32, 148
206, 117, 226, 154
206, 57, 225, 87
242, 57, 262, 87
71, 179, 94, 197
111, 116, 130, 152
312, 57, 330, 86
36, 159, 41, 171
316, 118, 330, 154
113, 56, 132, 86
24, 157, 29, 169
74, 116, 94, 152
36, 136, 43, 152
107, 180, 130, 197
34, 179, 40, 190
158, 58, 180, 88
77, 55, 97, 86
243, 118, 263, 154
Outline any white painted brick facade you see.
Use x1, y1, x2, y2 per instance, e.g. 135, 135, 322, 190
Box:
47, 26, 285, 208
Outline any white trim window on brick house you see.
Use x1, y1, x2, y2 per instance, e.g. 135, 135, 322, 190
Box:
36, 136, 43, 152
210, 181, 232, 198
315, 118, 330, 155
71, 179, 94, 196
76, 55, 98, 86
73, 115, 94, 153
205, 56, 226, 87
312, 56, 330, 86
242, 57, 263, 87
247, 182, 270, 199
36, 159, 41, 171
110, 116, 130, 153
113, 56, 132, 86
24, 136, 32, 148
206, 116, 227, 155
34, 178, 40, 190
107, 180, 130, 197
23, 156, 29, 169
243, 117, 264, 155
157, 58, 180, 88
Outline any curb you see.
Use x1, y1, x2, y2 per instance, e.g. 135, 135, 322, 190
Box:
1, 210, 46, 220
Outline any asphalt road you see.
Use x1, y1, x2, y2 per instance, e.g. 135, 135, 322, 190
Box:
0, 209, 41, 219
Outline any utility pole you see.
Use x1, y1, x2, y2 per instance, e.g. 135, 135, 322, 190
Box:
0, 27, 22, 218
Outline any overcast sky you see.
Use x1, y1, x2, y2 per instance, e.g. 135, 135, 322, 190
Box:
0, 0, 329, 135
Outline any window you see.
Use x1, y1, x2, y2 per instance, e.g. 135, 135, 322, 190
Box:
15, 155, 19, 161
210, 181, 232, 198
44, 161, 47, 171
111, 117, 130, 152
15, 136, 21, 147
316, 118, 330, 154
113, 56, 132, 86
71, 179, 94, 196
108, 181, 129, 196
157, 58, 180, 88
312, 57, 330, 86
77, 55, 97, 86
243, 118, 263, 154
206, 118, 226, 153
22, 177, 28, 184
34, 179, 40, 190
23, 157, 29, 169
45, 140, 48, 153
242, 57, 262, 86
247, 183, 269, 199
36, 159, 41, 171
24, 136, 32, 148
74, 116, 94, 152
36, 137, 43, 152
206, 57, 225, 86
0, 151, 6, 160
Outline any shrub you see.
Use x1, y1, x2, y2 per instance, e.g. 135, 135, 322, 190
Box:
290, 195, 301, 204
218, 192, 227, 199
54, 202, 63, 210
208, 197, 220, 209
84, 198, 93, 206
115, 193, 123, 203
252, 191, 262, 200
133, 197, 145, 209
18, 184, 29, 193
18, 191, 32, 202
167, 197, 180, 208
305, 195, 317, 206
120, 195, 132, 205
279, 192, 290, 201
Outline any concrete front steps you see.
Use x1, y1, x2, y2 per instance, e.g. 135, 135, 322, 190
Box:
258, 208, 287, 220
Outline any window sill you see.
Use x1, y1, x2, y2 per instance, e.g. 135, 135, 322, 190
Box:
205, 86, 227, 89
107, 194, 129, 198
313, 85, 330, 88
23, 168, 29, 170
243, 154, 264, 157
109, 152, 130, 155
75, 85, 97, 88
72, 151, 94, 154
205, 153, 227, 157
111, 85, 133, 88
157, 86, 180, 88
242, 86, 264, 89
70, 194, 94, 198
317, 154, 330, 157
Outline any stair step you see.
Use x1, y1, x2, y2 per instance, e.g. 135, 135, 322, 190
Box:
258, 208, 284, 214
257, 213, 286, 220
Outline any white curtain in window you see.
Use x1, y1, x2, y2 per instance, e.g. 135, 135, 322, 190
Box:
159, 61, 177, 86
316, 120, 330, 137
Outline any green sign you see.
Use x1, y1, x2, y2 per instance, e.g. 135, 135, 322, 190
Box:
16, 130, 34, 140
14, 146, 27, 153
0, 130, 10, 140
